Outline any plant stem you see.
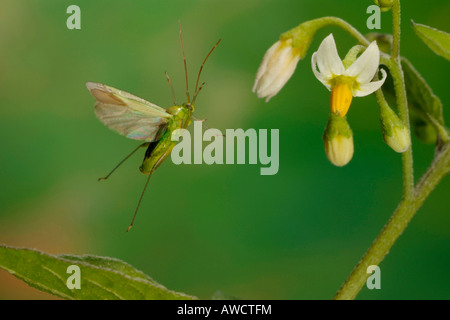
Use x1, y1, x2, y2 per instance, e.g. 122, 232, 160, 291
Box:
319, 17, 370, 46
391, 60, 415, 200
391, 0, 401, 59
390, 0, 415, 200
334, 141, 450, 300
334, 0, 443, 300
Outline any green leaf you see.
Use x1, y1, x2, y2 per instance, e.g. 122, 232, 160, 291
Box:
412, 21, 450, 60
57, 254, 157, 284
0, 245, 196, 300
401, 58, 444, 125
211, 290, 240, 300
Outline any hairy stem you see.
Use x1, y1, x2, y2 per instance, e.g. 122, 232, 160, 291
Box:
334, 142, 450, 300
391, 0, 401, 59
391, 60, 415, 200
318, 17, 370, 46
390, 0, 414, 200
333, 0, 447, 300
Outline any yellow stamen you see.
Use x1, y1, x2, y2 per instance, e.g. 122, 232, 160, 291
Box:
330, 83, 353, 117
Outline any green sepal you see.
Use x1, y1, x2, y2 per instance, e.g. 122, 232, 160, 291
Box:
281, 18, 340, 59
323, 113, 353, 141
342, 45, 366, 69
379, 100, 404, 138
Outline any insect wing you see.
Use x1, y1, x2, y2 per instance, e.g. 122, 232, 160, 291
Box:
86, 82, 172, 141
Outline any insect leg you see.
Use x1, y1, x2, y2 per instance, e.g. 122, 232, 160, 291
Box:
126, 169, 153, 232
126, 148, 171, 232
98, 142, 150, 181
190, 115, 225, 137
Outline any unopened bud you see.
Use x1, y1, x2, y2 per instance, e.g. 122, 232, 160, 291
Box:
386, 125, 411, 153
323, 114, 354, 167
374, 0, 394, 12
252, 38, 301, 102
379, 104, 411, 152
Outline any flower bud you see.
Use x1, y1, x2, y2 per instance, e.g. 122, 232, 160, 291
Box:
253, 18, 330, 102
379, 104, 411, 152
374, 0, 394, 12
323, 114, 354, 167
252, 38, 301, 102
385, 125, 411, 153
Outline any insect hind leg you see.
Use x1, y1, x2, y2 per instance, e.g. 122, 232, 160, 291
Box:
126, 169, 154, 232
98, 142, 150, 181
127, 147, 172, 232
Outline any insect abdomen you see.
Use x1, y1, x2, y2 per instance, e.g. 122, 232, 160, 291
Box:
143, 141, 159, 159
139, 105, 191, 175
139, 131, 177, 175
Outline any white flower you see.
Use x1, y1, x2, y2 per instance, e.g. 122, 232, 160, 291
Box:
253, 38, 301, 102
311, 34, 387, 117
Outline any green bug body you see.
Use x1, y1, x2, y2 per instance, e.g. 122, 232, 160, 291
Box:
140, 104, 193, 175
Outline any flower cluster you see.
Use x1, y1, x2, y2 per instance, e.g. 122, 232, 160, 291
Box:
253, 31, 410, 166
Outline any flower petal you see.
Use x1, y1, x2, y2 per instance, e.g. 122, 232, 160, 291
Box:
255, 44, 292, 93
311, 52, 331, 90
252, 40, 282, 92
315, 34, 345, 78
345, 41, 380, 84
353, 69, 387, 97
253, 39, 301, 101
260, 53, 300, 102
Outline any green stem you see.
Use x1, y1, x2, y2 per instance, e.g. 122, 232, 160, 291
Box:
283, 17, 370, 56
392, 0, 401, 59
391, 60, 415, 200
318, 17, 370, 46
334, 0, 433, 300
391, 0, 414, 200
334, 142, 450, 300
381, 57, 415, 199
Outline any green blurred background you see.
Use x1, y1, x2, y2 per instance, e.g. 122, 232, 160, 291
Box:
0, 0, 449, 300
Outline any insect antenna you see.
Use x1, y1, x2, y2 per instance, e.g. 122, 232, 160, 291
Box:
191, 81, 206, 105
193, 38, 222, 100
179, 21, 190, 103
165, 71, 177, 105
127, 171, 153, 232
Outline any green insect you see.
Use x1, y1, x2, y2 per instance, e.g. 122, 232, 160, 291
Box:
86, 26, 220, 231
